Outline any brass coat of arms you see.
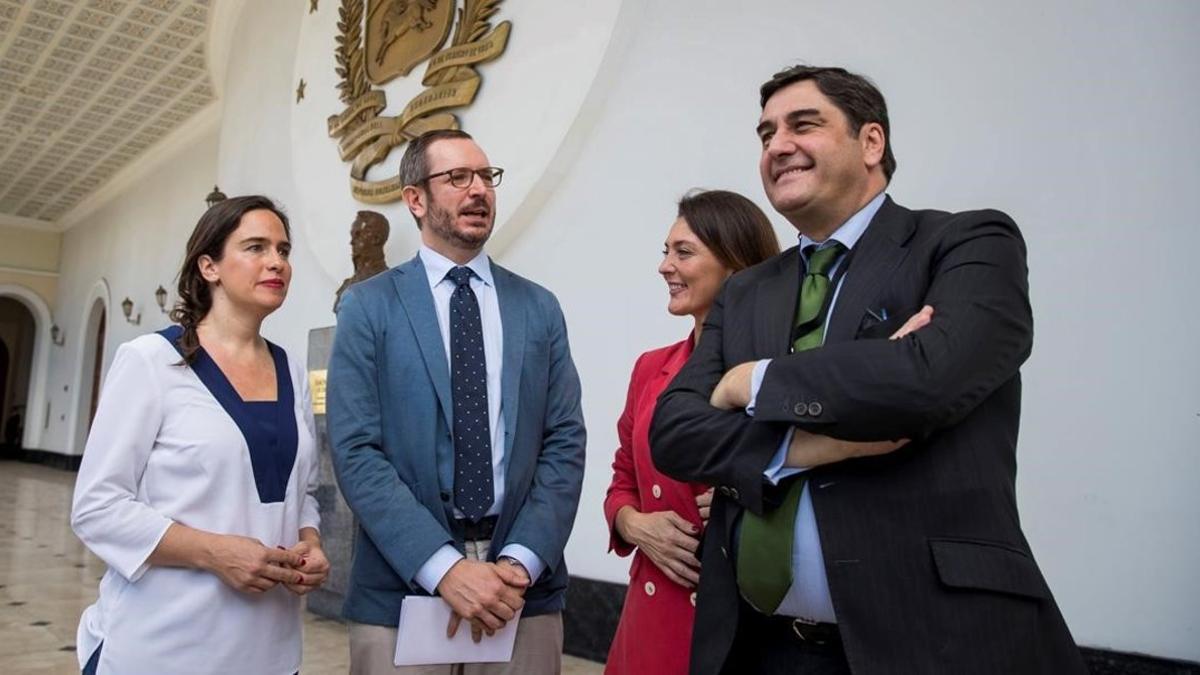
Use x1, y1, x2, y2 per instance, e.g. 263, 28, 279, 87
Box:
328, 0, 511, 203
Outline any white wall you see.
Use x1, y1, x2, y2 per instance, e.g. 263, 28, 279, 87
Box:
43, 127, 220, 455
211, 0, 328, 362
46, 0, 1199, 661
501, 1, 1200, 661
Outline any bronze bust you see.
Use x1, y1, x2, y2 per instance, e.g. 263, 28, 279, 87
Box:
334, 210, 391, 313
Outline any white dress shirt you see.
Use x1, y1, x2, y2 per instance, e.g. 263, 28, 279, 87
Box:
414, 245, 544, 593
746, 190, 887, 622
71, 334, 320, 675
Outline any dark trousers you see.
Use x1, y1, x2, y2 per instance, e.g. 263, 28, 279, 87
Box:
720, 599, 851, 675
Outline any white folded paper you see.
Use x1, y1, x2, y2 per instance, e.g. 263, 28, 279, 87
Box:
394, 596, 521, 666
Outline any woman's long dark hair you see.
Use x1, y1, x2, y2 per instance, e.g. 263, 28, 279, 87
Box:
168, 195, 291, 364
677, 189, 780, 272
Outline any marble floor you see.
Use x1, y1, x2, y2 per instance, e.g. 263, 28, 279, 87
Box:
0, 461, 603, 674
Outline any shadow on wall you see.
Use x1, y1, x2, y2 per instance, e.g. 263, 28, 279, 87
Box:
72, 299, 107, 458
0, 297, 35, 459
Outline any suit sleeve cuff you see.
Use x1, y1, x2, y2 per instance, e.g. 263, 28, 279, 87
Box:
416, 544, 464, 594
498, 544, 545, 582
763, 427, 808, 484
746, 359, 771, 417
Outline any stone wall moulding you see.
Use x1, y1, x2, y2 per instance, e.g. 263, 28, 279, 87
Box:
66, 279, 112, 456
291, 0, 627, 286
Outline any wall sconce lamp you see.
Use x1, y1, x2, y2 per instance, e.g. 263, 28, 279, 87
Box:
205, 185, 227, 209
121, 297, 141, 325
51, 324, 65, 346
155, 285, 169, 314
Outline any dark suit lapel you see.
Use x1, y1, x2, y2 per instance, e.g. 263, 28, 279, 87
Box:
493, 262, 525, 462
753, 247, 801, 356
392, 255, 454, 431
825, 197, 917, 343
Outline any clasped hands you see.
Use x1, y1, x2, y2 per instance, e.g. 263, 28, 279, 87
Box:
207, 532, 330, 596
709, 305, 934, 468
278, 537, 331, 595
614, 496, 710, 589
437, 558, 530, 643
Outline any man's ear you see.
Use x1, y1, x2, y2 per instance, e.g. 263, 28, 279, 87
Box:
402, 184, 427, 220
860, 122, 886, 171
198, 254, 220, 284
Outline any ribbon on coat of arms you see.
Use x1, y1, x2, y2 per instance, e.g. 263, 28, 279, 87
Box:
328, 0, 511, 203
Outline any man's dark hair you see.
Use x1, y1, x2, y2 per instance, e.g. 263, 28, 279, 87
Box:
398, 128, 474, 229
760, 65, 896, 180
398, 128, 474, 190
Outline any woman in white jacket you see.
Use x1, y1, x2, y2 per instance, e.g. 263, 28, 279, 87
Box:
71, 195, 328, 675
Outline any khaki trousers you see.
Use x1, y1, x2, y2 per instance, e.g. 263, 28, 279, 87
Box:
348, 539, 563, 675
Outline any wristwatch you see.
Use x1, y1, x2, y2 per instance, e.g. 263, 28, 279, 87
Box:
497, 555, 528, 576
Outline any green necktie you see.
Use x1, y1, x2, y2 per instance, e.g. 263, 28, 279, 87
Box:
736, 242, 845, 614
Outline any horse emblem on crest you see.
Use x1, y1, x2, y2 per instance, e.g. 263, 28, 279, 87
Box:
328, 0, 511, 203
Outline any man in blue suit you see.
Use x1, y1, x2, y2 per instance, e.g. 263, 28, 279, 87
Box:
328, 129, 586, 675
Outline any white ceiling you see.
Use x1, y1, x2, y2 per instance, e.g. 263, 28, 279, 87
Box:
0, 0, 215, 228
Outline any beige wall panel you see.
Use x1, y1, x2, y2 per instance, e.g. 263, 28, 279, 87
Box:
0, 272, 57, 310
0, 227, 61, 273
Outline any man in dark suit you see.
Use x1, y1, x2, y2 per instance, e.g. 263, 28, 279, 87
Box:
650, 65, 1085, 674
328, 129, 586, 674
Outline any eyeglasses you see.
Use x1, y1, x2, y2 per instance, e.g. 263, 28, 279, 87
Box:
418, 166, 504, 189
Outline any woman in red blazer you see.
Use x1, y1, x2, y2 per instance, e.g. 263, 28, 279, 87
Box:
604, 190, 780, 675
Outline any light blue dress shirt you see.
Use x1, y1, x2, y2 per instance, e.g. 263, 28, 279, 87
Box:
746, 190, 887, 622
414, 245, 544, 593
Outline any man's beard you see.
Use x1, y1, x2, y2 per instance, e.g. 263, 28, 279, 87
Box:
425, 199, 492, 249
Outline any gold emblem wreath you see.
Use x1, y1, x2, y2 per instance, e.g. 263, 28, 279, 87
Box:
328, 0, 511, 203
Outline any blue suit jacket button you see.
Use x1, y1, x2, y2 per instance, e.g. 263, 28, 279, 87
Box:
807, 402, 823, 417
793, 402, 808, 416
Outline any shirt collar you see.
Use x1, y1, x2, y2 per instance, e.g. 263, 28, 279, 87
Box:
798, 190, 887, 258
418, 244, 494, 288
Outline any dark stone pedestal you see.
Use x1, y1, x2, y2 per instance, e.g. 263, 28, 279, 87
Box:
305, 326, 354, 621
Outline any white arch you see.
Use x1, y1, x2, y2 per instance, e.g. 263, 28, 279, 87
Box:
0, 283, 53, 450
207, 0, 248, 100
66, 279, 112, 456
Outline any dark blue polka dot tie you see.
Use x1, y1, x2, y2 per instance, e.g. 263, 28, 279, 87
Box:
447, 266, 494, 522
